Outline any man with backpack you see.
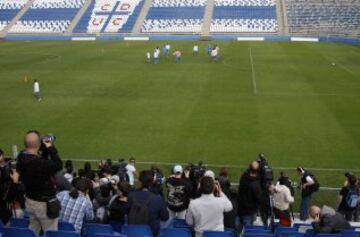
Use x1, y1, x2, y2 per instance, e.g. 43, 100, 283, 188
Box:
337, 173, 359, 221
127, 170, 169, 236
297, 167, 320, 221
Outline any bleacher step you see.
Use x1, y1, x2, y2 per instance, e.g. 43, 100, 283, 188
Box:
0, 0, 35, 38
65, 0, 93, 35
132, 0, 152, 35
201, 0, 214, 36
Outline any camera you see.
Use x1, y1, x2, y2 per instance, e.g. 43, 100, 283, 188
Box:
257, 154, 274, 183
43, 134, 56, 143
0, 158, 17, 184
187, 161, 207, 184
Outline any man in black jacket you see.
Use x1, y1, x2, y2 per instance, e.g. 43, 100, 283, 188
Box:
310, 205, 351, 233
17, 130, 63, 234
166, 165, 192, 220
237, 161, 263, 231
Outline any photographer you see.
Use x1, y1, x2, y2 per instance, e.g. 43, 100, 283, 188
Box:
297, 167, 320, 221
337, 173, 359, 221
150, 165, 165, 197
17, 130, 63, 234
309, 205, 351, 233
0, 149, 25, 224
237, 160, 263, 231
270, 176, 294, 226
166, 165, 192, 220
186, 176, 233, 237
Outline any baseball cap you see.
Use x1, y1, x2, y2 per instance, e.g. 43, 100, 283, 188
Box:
173, 165, 183, 174
204, 170, 215, 180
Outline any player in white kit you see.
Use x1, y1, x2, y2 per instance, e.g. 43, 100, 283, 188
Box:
33, 80, 41, 101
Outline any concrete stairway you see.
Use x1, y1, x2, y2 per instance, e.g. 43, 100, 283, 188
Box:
65, 0, 93, 35
0, 0, 35, 38
132, 0, 152, 34
276, 0, 289, 35
201, 0, 214, 36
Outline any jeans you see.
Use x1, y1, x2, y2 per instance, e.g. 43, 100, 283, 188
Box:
238, 214, 256, 233
300, 194, 312, 221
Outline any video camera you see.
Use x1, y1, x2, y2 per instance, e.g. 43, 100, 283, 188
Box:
0, 158, 17, 184
187, 161, 207, 184
257, 154, 274, 184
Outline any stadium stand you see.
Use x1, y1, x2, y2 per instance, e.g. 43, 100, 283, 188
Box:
141, 0, 206, 33
73, 0, 145, 33
8, 0, 86, 33
210, 0, 278, 33
0, 0, 28, 31
285, 0, 360, 36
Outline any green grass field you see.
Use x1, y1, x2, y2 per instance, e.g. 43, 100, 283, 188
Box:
1, 41, 360, 207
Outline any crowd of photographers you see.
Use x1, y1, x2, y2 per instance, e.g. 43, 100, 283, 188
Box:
0, 131, 360, 237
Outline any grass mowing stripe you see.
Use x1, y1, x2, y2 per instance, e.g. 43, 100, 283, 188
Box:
249, 47, 258, 95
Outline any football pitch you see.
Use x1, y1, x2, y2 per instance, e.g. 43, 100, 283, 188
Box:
1, 40, 360, 204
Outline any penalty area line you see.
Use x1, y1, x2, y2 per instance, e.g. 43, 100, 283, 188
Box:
249, 47, 258, 95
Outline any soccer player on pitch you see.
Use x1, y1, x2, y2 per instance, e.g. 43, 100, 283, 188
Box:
33, 80, 41, 102
146, 51, 151, 63
193, 44, 199, 56
173, 49, 181, 63
153, 49, 160, 64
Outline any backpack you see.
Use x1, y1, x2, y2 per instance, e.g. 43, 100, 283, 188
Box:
345, 187, 360, 208
128, 194, 153, 225
310, 175, 320, 192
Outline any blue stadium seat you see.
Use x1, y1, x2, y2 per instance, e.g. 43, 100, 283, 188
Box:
245, 225, 268, 230
94, 235, 127, 237
58, 222, 76, 232
162, 228, 192, 237
109, 221, 123, 233
304, 229, 315, 237
275, 227, 297, 237
122, 224, 153, 237
3, 227, 37, 237
341, 229, 360, 237
243, 234, 274, 237
83, 223, 113, 237
279, 231, 304, 237
203, 230, 234, 237
0, 219, 4, 233
45, 230, 80, 237
245, 229, 272, 234
9, 218, 29, 228
316, 234, 341, 237
172, 218, 189, 228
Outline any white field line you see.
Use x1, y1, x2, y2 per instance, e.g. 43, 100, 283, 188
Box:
69, 159, 360, 172
259, 92, 360, 97
249, 47, 258, 95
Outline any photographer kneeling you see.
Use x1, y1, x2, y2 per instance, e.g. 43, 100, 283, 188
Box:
17, 131, 63, 234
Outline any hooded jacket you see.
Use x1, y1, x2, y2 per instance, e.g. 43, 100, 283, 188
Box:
313, 205, 351, 233
237, 170, 263, 216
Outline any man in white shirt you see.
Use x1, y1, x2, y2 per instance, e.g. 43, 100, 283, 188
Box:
211, 47, 218, 61
146, 51, 151, 63
153, 49, 159, 64
126, 157, 137, 187
186, 176, 233, 237
193, 44, 199, 56
33, 80, 41, 102
270, 176, 295, 226
165, 43, 171, 56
